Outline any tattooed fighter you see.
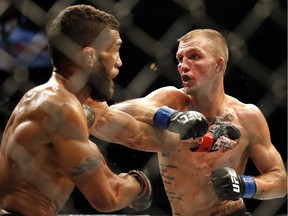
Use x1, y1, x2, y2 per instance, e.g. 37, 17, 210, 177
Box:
0, 5, 156, 215
0, 6, 225, 215
111, 29, 287, 216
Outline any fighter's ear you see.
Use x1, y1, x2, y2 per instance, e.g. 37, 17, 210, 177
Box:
215, 57, 225, 73
82, 47, 95, 67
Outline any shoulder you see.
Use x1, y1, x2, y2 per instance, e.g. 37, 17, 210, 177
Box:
145, 86, 185, 98
28, 86, 87, 133
229, 97, 263, 119
145, 86, 189, 109
227, 95, 267, 131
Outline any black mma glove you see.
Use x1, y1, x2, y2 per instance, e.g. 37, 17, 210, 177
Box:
211, 167, 256, 201
128, 170, 153, 211
190, 122, 241, 152
153, 106, 208, 140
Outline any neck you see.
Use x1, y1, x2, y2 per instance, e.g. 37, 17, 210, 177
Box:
187, 87, 226, 118
52, 69, 89, 104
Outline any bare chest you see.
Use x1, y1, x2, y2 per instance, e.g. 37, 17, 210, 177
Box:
157, 147, 248, 214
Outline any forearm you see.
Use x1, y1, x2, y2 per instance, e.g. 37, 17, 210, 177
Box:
115, 173, 142, 209
248, 138, 287, 200
87, 173, 142, 212
253, 170, 287, 200
110, 100, 157, 125
134, 122, 199, 152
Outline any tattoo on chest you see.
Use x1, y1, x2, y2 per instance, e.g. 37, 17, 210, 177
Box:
206, 113, 234, 126
166, 190, 183, 201
83, 104, 95, 129
69, 155, 101, 176
159, 162, 177, 184
159, 162, 183, 201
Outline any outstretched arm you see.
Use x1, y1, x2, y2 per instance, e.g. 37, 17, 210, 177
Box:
89, 102, 201, 152
50, 102, 151, 212
85, 86, 238, 152
84, 94, 205, 152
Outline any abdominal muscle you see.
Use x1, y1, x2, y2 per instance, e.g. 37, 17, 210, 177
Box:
158, 149, 245, 216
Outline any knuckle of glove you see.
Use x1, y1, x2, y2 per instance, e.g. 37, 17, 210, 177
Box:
188, 116, 208, 139
225, 123, 241, 140
195, 117, 208, 136
211, 167, 242, 201
170, 111, 208, 140
210, 123, 241, 143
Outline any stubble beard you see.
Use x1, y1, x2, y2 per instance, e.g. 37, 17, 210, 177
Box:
88, 62, 114, 102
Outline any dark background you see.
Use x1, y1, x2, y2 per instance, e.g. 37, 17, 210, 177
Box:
0, 0, 286, 215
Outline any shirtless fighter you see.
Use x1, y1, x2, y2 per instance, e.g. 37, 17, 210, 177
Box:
110, 29, 287, 216
0, 4, 155, 215
0, 5, 230, 216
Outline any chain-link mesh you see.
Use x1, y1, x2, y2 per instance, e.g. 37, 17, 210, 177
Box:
0, 0, 286, 215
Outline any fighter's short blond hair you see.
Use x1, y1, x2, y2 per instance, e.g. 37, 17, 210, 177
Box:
177, 29, 229, 68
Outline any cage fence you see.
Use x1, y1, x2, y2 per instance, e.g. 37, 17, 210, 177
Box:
0, 0, 287, 215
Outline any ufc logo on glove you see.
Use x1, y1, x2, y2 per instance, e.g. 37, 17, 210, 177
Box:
228, 169, 240, 193
178, 112, 203, 124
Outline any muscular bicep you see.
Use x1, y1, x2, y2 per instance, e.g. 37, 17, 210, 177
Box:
52, 129, 140, 210
90, 108, 151, 149
245, 105, 287, 199
246, 105, 285, 174
49, 108, 120, 194
49, 104, 98, 175
250, 141, 285, 175
110, 98, 157, 124
111, 86, 189, 121
237, 103, 287, 199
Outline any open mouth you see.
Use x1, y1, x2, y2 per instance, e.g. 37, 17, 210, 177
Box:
182, 75, 191, 82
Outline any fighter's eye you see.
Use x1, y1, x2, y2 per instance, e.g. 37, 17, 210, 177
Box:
176, 55, 183, 63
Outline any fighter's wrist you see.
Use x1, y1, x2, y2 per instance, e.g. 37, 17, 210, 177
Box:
241, 175, 256, 198
128, 170, 147, 198
128, 170, 153, 211
153, 106, 176, 128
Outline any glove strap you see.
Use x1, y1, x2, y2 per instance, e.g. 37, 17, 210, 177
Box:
128, 170, 150, 198
153, 106, 176, 129
241, 175, 256, 198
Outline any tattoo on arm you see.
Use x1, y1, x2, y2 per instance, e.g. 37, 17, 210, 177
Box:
83, 104, 95, 129
69, 155, 102, 176
144, 111, 155, 125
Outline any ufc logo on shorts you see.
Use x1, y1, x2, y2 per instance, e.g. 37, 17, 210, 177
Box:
228, 169, 240, 193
